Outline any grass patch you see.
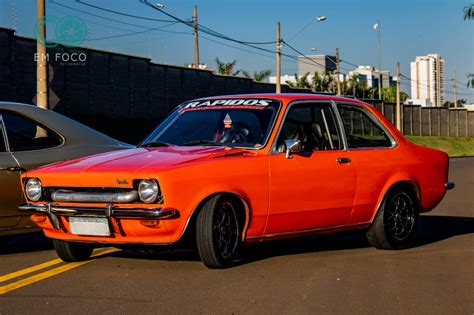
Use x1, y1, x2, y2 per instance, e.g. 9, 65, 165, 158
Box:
406, 136, 474, 157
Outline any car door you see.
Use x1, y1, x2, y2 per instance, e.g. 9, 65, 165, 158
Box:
265, 101, 356, 235
335, 102, 397, 225
0, 115, 23, 228
1, 112, 65, 229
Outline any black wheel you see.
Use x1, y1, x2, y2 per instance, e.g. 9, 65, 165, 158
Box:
53, 239, 94, 262
366, 189, 419, 249
196, 195, 242, 268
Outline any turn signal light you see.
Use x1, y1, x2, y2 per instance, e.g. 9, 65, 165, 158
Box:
31, 214, 47, 224
140, 220, 161, 228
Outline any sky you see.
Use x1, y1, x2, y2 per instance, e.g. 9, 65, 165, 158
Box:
0, 0, 473, 101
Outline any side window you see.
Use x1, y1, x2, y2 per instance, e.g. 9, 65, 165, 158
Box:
276, 103, 342, 153
337, 104, 392, 148
2, 113, 62, 151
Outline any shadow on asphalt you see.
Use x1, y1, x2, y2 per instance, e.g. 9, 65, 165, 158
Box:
0, 233, 53, 255
108, 215, 474, 264
1, 215, 473, 262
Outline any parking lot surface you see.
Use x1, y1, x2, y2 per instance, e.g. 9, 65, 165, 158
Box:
1, 158, 473, 314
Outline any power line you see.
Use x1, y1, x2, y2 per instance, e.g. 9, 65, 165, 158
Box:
75, 0, 176, 22
86, 22, 181, 41
49, 0, 171, 30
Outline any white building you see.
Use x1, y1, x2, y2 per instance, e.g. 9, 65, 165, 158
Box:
409, 54, 445, 107
348, 66, 392, 88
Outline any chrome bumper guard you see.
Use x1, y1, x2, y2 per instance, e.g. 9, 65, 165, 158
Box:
18, 203, 177, 231
445, 181, 455, 190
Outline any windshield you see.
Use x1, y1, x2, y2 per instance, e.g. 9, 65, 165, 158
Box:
141, 98, 281, 148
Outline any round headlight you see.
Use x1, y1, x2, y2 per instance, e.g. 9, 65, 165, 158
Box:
138, 180, 159, 203
25, 178, 42, 202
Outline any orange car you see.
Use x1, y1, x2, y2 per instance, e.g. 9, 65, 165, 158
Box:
19, 94, 454, 268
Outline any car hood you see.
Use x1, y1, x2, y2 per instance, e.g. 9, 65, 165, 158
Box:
32, 145, 249, 176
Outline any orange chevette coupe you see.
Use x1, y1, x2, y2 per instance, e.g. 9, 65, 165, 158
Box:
19, 94, 454, 268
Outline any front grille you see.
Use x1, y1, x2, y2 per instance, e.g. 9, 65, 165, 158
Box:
43, 187, 134, 202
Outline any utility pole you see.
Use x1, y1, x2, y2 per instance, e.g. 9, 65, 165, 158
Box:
336, 48, 341, 96
193, 5, 199, 68
453, 71, 458, 109
276, 21, 281, 93
36, 0, 48, 110
375, 20, 382, 100
396, 61, 401, 131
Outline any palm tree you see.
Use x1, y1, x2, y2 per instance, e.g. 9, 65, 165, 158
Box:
348, 74, 359, 97
464, 4, 474, 19
242, 69, 272, 82
286, 72, 312, 89
215, 57, 241, 76
467, 73, 474, 88
312, 70, 335, 93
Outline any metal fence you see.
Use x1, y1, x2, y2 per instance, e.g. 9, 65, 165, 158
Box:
0, 28, 472, 143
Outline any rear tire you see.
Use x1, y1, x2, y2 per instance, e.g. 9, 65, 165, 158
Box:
366, 189, 419, 250
53, 239, 93, 262
196, 195, 242, 269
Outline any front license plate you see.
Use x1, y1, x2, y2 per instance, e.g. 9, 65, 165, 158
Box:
69, 217, 110, 236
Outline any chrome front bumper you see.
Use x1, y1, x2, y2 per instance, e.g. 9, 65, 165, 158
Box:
445, 181, 455, 190
18, 203, 177, 231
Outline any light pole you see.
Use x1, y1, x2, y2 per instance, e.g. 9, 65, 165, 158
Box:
374, 20, 382, 100
287, 16, 327, 43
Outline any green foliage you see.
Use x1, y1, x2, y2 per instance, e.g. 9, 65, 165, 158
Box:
380, 86, 408, 102
407, 136, 474, 157
467, 73, 474, 88
285, 72, 312, 89
215, 57, 240, 76
242, 69, 272, 82
464, 4, 474, 19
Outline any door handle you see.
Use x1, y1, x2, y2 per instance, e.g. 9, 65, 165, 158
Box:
0, 166, 25, 172
336, 157, 351, 164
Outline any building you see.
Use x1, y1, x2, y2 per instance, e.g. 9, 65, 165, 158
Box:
409, 54, 445, 107
348, 66, 392, 89
298, 54, 336, 76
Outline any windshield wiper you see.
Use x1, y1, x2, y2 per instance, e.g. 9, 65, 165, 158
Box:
139, 141, 171, 148
183, 140, 224, 146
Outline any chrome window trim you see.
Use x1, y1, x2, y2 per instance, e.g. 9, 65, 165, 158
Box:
0, 114, 10, 152
270, 100, 345, 154
333, 101, 397, 150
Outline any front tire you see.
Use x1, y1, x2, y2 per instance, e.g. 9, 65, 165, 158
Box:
53, 239, 93, 262
196, 195, 242, 268
366, 189, 419, 249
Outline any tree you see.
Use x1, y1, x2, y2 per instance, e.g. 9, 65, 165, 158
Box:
464, 4, 474, 19
380, 86, 408, 103
312, 70, 335, 93
242, 69, 272, 82
467, 73, 474, 88
215, 57, 241, 76
285, 72, 311, 89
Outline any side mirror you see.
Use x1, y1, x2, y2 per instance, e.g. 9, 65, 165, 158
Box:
285, 139, 302, 159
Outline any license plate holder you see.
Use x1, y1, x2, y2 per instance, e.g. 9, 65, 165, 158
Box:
69, 216, 110, 236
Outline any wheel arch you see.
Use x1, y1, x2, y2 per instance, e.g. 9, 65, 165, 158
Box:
370, 180, 421, 223
178, 191, 251, 244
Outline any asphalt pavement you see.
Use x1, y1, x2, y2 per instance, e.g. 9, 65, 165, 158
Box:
1, 158, 473, 314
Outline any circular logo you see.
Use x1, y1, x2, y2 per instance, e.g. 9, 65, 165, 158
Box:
55, 16, 88, 48
34, 15, 87, 48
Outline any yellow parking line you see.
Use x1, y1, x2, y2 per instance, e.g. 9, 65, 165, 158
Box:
0, 258, 63, 283
0, 248, 119, 295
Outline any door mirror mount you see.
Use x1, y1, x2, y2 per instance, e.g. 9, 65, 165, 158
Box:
285, 139, 302, 159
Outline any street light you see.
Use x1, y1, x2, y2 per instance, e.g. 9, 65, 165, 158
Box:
310, 48, 317, 52
287, 15, 327, 43
155, 3, 165, 8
